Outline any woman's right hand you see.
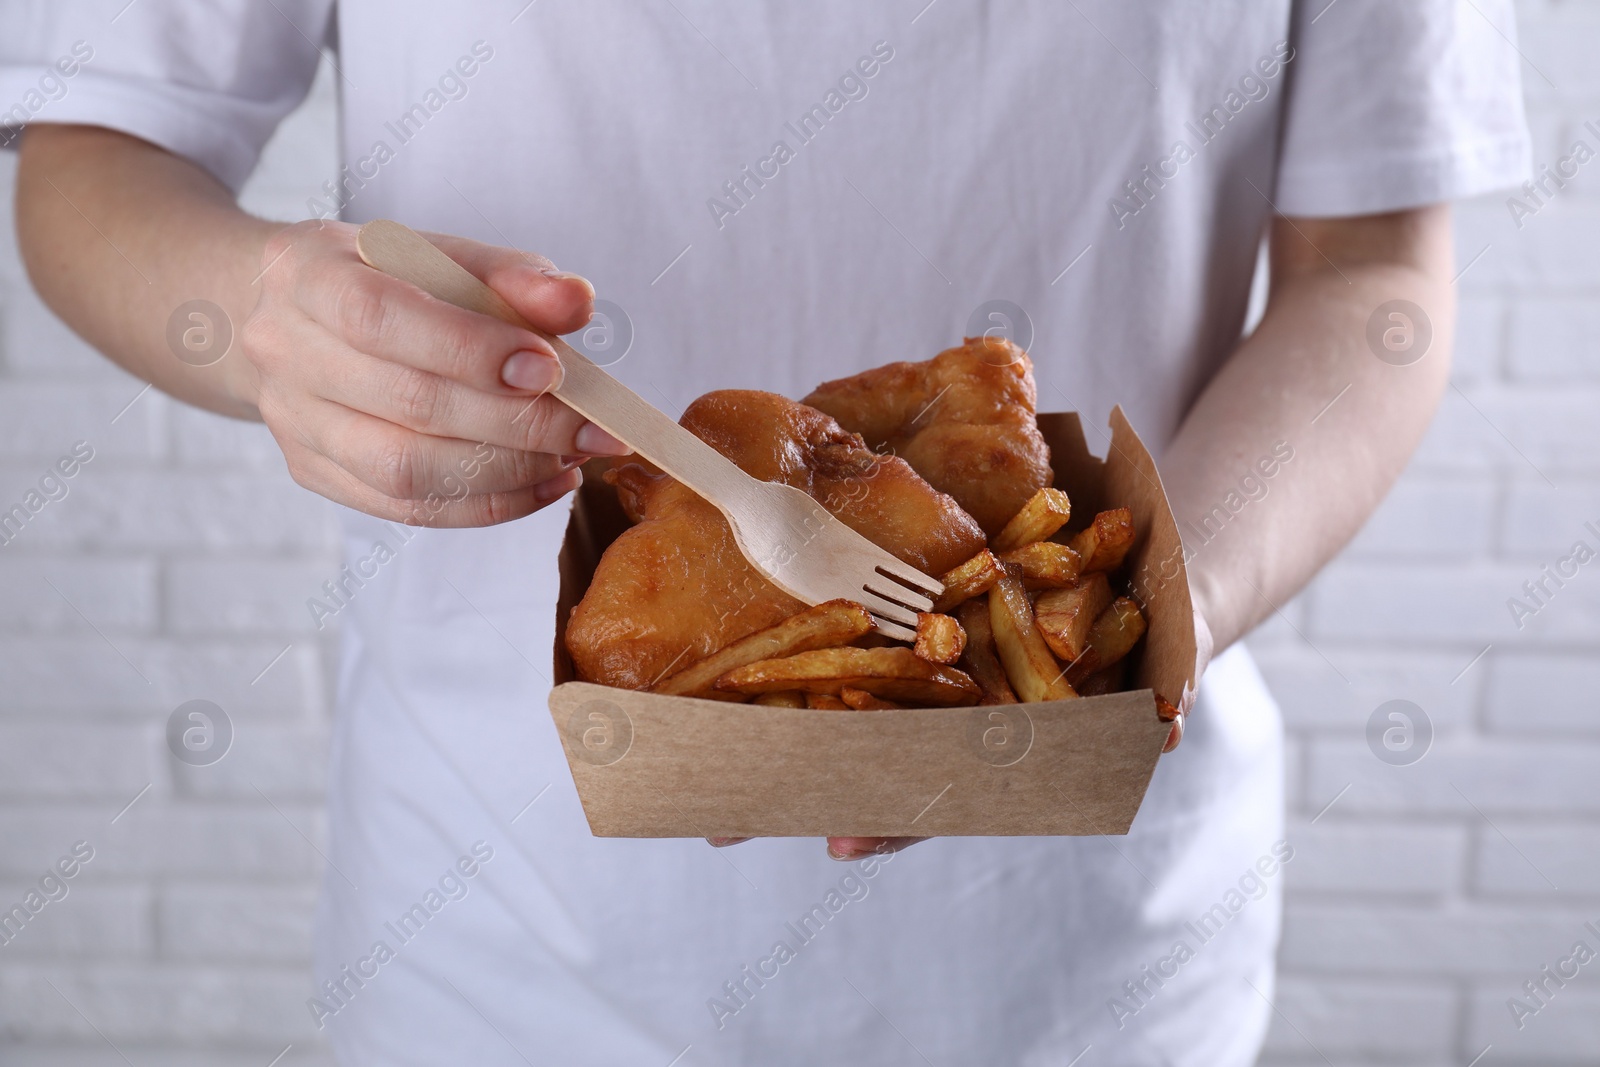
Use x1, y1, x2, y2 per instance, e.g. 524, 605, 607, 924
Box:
238, 220, 630, 527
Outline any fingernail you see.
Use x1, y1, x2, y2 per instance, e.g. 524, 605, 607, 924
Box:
533, 467, 582, 503
707, 837, 744, 848
559, 454, 590, 470
502, 349, 561, 392
827, 844, 857, 861
547, 270, 596, 299
575, 423, 632, 456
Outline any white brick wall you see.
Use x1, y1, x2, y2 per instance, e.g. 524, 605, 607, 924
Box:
2, 4, 1596, 1064
0, 59, 342, 1065
1258, 5, 1600, 1064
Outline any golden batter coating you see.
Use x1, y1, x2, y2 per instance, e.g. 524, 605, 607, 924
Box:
565, 390, 986, 691
803, 336, 1053, 537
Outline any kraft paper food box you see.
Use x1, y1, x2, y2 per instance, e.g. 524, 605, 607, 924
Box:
548, 407, 1197, 838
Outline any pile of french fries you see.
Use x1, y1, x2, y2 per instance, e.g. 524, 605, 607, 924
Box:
649, 487, 1154, 710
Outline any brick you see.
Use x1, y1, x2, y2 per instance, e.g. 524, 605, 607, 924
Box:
0, 882, 151, 957
1343, 477, 1494, 559
0, 382, 165, 461
1500, 482, 1600, 558
1468, 984, 1600, 1055
0, 806, 322, 880
3, 468, 336, 552
0, 557, 158, 632
170, 724, 328, 800
1474, 823, 1600, 897
1484, 652, 1600, 735
1280, 903, 1595, 974
1261, 977, 1455, 1058
166, 558, 344, 635
1457, 198, 1600, 288
169, 406, 293, 468
0, 725, 153, 799
0, 965, 323, 1043
1465, 383, 1600, 476
1252, 646, 1478, 735
0, 637, 327, 719
1306, 739, 1600, 815
1414, 384, 1600, 476
0, 291, 121, 377
1309, 560, 1600, 645
1450, 294, 1503, 385
1284, 821, 1466, 895
1409, 387, 1513, 473
158, 884, 315, 962
1509, 295, 1600, 383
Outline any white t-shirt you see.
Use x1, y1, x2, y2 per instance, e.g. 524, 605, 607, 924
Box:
3, 3, 1528, 1064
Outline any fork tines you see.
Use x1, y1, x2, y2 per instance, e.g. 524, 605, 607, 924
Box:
854, 563, 941, 640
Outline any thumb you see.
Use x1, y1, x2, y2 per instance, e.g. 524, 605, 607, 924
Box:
426, 232, 595, 336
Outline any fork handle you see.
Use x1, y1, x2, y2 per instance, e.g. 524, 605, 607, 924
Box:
355, 220, 752, 508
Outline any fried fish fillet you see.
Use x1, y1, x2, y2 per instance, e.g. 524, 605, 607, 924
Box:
565, 390, 987, 691
803, 336, 1053, 537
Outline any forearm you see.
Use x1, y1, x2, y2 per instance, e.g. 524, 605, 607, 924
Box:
16, 124, 276, 419
1160, 206, 1455, 652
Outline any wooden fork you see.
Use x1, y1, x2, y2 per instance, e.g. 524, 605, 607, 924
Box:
354, 220, 941, 640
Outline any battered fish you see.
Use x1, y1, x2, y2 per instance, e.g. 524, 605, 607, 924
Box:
565, 390, 986, 691
803, 336, 1053, 537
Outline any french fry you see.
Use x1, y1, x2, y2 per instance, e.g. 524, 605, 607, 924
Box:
754, 690, 806, 708
653, 599, 874, 700
932, 548, 1004, 612
1075, 661, 1125, 696
998, 541, 1083, 589
988, 570, 1076, 702
1155, 694, 1181, 722
956, 596, 1017, 705
1064, 596, 1147, 687
992, 487, 1073, 552
806, 693, 852, 710
715, 647, 981, 706
840, 687, 906, 710
1069, 507, 1135, 573
914, 613, 967, 665
1033, 572, 1113, 665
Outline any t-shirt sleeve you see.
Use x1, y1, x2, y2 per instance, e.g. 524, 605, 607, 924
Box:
1274, 0, 1531, 217
0, 0, 334, 191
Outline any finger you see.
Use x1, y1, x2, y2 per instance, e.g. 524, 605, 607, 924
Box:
296, 250, 567, 396
706, 837, 750, 848
267, 403, 584, 527
1162, 681, 1196, 753
293, 395, 582, 499
289, 324, 627, 456
826, 836, 926, 860
1163, 714, 1186, 753
427, 232, 595, 337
